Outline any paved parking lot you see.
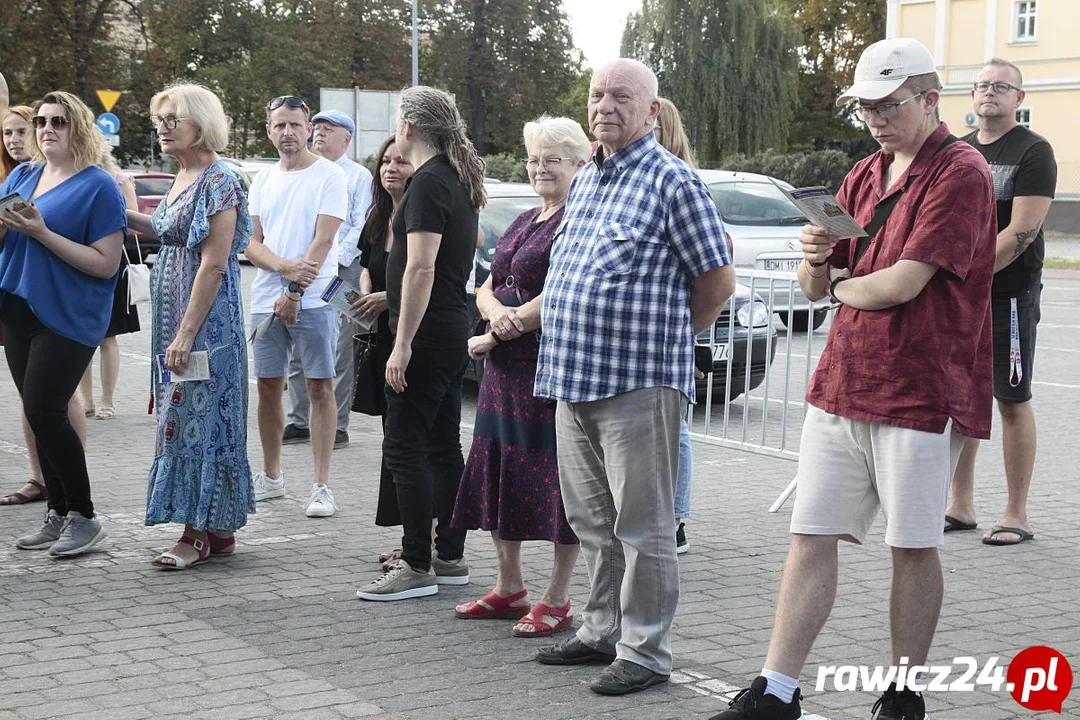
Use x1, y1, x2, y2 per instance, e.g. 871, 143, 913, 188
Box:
0, 267, 1077, 720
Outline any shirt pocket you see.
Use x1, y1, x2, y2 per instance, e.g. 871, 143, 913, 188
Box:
592, 222, 663, 275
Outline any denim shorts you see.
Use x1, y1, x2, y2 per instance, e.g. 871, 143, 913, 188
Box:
252, 305, 339, 379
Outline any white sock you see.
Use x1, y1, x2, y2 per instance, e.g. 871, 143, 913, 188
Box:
761, 668, 799, 704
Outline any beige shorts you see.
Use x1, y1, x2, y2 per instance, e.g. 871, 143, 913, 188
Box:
790, 405, 965, 548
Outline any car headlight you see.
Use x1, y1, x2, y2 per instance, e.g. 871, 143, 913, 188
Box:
736, 301, 770, 328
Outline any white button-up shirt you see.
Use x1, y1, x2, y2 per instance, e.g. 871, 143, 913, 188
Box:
333, 154, 373, 268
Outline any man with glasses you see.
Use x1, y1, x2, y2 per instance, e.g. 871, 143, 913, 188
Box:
245, 95, 348, 518
283, 110, 373, 451
707, 39, 996, 720
945, 58, 1057, 547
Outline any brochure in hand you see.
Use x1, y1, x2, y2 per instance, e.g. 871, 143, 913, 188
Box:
321, 275, 374, 333
776, 184, 868, 239
157, 351, 210, 383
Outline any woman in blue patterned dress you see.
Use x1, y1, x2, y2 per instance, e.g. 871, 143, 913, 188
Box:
126, 84, 253, 569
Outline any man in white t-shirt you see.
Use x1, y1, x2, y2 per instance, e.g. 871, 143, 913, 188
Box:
284, 110, 373, 450
245, 95, 349, 518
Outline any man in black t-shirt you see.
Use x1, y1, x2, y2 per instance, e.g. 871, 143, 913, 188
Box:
356, 86, 485, 602
946, 57, 1057, 547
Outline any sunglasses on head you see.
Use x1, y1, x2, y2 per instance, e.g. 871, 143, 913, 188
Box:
32, 115, 69, 130
266, 95, 308, 113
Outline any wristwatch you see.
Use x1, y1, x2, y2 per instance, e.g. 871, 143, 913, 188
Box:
287, 281, 304, 296
829, 276, 848, 304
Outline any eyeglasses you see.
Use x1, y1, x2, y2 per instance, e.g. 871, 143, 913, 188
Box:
267, 95, 309, 113
973, 81, 1021, 94
524, 157, 573, 169
32, 115, 69, 130
150, 115, 186, 130
855, 92, 924, 121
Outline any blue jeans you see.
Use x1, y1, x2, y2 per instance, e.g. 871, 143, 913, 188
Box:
675, 419, 692, 519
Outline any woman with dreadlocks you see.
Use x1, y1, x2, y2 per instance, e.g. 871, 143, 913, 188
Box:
356, 85, 487, 602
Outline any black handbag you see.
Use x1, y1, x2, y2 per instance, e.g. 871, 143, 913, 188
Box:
351, 333, 386, 416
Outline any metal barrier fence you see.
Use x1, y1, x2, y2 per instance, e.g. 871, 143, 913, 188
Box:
687, 268, 829, 510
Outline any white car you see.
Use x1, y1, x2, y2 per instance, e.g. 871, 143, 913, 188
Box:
697, 170, 827, 331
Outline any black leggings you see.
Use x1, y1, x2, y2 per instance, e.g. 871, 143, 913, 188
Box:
1, 295, 97, 517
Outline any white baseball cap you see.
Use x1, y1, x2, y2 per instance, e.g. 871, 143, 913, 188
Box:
836, 38, 937, 106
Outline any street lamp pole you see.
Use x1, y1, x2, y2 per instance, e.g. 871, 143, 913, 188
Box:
411, 0, 419, 86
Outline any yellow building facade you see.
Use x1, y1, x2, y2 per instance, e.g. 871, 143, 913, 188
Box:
888, 0, 1080, 196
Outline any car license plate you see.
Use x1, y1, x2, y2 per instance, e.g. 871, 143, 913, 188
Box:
761, 258, 801, 272
712, 343, 729, 362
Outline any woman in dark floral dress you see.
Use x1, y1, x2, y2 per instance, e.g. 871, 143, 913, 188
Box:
452, 116, 592, 637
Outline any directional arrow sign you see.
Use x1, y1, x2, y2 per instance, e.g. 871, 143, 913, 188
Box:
96, 90, 121, 113
96, 113, 120, 135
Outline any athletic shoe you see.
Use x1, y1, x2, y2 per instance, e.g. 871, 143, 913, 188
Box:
676, 522, 690, 555
432, 554, 470, 585
590, 659, 669, 695
282, 424, 310, 444
707, 676, 803, 719
356, 559, 438, 601
16, 509, 65, 550
49, 513, 107, 557
253, 471, 285, 501
871, 684, 927, 719
305, 483, 337, 518
334, 430, 349, 449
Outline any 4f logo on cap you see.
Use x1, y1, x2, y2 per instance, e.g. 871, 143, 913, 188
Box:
880, 68, 894, 76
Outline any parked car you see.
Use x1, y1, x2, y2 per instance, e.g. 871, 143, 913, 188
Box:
220, 157, 277, 191
462, 182, 778, 401
697, 170, 828, 332
129, 172, 175, 257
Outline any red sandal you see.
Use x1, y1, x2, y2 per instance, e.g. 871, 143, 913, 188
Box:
152, 535, 210, 570
207, 532, 236, 555
0, 479, 46, 505
512, 601, 573, 638
455, 589, 531, 619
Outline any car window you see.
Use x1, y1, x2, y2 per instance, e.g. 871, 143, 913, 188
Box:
134, 177, 173, 197
708, 181, 805, 226
478, 196, 540, 261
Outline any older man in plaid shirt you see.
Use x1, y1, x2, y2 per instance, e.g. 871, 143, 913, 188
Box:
534, 58, 735, 695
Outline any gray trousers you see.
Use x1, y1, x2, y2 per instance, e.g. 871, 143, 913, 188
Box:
287, 258, 362, 432
555, 386, 685, 675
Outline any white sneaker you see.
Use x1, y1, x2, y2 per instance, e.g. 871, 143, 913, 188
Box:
305, 483, 337, 517
253, 471, 285, 502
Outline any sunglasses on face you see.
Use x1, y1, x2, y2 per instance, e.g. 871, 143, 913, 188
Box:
266, 95, 309, 113
32, 116, 69, 130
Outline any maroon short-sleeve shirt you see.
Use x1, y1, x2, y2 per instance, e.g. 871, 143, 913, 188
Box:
808, 124, 996, 439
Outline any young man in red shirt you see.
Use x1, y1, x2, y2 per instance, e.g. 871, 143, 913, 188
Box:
708, 38, 997, 720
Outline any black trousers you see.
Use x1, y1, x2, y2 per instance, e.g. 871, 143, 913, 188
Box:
382, 346, 469, 573
1, 295, 97, 517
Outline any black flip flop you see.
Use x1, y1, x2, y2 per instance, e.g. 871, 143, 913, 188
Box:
943, 514, 977, 532
982, 525, 1035, 546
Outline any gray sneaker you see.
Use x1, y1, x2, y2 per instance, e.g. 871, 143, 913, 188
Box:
49, 513, 107, 557
432, 554, 470, 585
15, 509, 65, 550
356, 559, 438, 601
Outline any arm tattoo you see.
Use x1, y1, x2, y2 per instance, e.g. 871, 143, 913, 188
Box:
1012, 227, 1039, 261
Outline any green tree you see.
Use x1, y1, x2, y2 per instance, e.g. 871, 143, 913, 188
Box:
622, 0, 799, 163
780, 0, 886, 154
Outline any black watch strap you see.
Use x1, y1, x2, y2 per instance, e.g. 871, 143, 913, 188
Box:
287, 281, 304, 295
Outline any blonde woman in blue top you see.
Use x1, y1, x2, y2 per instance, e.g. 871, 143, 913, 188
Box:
0, 91, 126, 557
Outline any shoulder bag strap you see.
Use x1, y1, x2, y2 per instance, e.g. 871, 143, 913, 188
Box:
851, 134, 960, 271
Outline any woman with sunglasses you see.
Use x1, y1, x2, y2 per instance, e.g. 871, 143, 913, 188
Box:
0, 104, 89, 508
127, 83, 253, 569
0, 91, 126, 557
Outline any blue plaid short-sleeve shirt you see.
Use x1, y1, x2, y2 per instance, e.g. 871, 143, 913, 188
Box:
535, 133, 731, 403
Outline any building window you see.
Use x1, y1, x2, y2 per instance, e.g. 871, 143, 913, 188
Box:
1016, 108, 1032, 128
1015, 1, 1037, 41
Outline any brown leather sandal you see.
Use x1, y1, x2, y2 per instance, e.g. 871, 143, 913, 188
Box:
0, 479, 47, 505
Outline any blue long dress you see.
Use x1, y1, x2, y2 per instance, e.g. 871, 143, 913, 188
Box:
144, 160, 254, 531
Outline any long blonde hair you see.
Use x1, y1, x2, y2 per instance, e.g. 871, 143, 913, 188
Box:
656, 97, 697, 168
28, 91, 106, 171
398, 86, 487, 211
1, 105, 33, 181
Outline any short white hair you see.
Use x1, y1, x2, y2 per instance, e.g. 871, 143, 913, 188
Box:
0, 72, 8, 104
522, 115, 592, 162
150, 82, 229, 152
